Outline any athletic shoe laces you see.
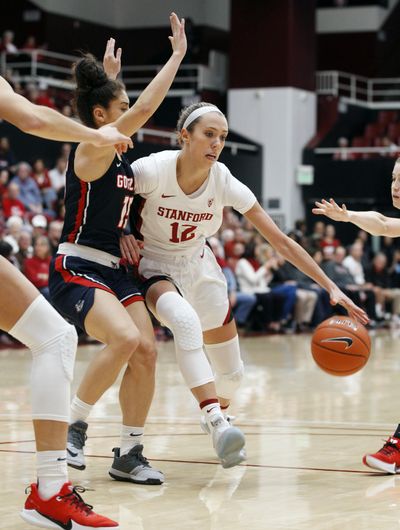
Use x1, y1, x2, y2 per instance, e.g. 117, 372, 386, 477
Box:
58, 485, 93, 514
129, 445, 150, 467
70, 427, 87, 449
378, 438, 400, 457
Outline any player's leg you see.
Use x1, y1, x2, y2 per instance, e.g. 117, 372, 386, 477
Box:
109, 300, 164, 484
67, 289, 141, 470
0, 258, 118, 528
146, 279, 245, 468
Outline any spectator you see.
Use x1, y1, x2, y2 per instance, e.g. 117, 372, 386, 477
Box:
2, 181, 26, 219
0, 168, 10, 196
31, 213, 48, 239
23, 235, 52, 300
31, 158, 56, 210
208, 236, 257, 330
320, 224, 341, 254
343, 240, 369, 286
47, 219, 63, 255
59, 143, 72, 162
324, 245, 377, 322
309, 220, 325, 250
3, 215, 23, 253
21, 35, 38, 51
333, 136, 355, 161
15, 230, 33, 270
366, 252, 400, 320
0, 30, 18, 54
48, 157, 67, 192
380, 136, 398, 158
12, 161, 43, 214
0, 136, 17, 172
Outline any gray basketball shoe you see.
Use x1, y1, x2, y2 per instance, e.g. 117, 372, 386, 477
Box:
109, 445, 164, 485
66, 420, 88, 470
211, 415, 246, 469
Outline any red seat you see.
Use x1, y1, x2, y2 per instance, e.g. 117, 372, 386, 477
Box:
378, 110, 398, 125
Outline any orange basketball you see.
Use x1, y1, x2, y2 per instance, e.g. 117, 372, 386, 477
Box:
311, 315, 371, 376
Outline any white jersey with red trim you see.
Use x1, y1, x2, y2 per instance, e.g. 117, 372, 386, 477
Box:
130, 150, 256, 257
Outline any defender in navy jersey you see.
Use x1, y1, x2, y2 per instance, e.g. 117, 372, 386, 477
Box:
61, 146, 134, 256
49, 18, 186, 484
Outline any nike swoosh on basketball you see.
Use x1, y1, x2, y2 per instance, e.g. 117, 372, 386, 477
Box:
161, 193, 176, 198
67, 448, 78, 458
39, 512, 72, 530
321, 336, 353, 349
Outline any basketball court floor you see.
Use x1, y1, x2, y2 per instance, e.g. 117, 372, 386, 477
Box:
1, 328, 400, 530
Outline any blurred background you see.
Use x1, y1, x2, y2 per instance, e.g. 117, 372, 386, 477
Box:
2, 0, 400, 337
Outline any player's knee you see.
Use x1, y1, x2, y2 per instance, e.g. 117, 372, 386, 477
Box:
156, 292, 203, 351
130, 338, 157, 371
167, 306, 203, 351
112, 330, 141, 362
215, 361, 244, 399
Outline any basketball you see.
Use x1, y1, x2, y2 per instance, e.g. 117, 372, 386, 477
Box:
311, 316, 371, 376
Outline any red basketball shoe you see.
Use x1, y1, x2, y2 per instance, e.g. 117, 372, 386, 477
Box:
363, 435, 400, 474
21, 482, 119, 529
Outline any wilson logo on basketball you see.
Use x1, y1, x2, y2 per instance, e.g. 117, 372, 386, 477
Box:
321, 336, 353, 349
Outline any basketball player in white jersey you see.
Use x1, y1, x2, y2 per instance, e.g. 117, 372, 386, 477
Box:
313, 165, 400, 474
118, 103, 368, 468
0, 76, 132, 527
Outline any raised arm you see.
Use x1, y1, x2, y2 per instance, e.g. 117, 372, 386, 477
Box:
312, 198, 400, 237
0, 77, 132, 148
244, 202, 369, 324
110, 12, 186, 137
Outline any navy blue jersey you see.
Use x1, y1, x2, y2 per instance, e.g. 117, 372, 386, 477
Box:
60, 147, 134, 256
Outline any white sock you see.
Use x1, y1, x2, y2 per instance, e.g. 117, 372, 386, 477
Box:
201, 401, 224, 431
37, 450, 68, 500
120, 425, 144, 456
70, 396, 92, 424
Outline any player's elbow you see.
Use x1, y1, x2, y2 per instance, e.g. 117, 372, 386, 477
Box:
18, 114, 45, 134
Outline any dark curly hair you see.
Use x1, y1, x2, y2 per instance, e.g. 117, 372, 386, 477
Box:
72, 53, 125, 128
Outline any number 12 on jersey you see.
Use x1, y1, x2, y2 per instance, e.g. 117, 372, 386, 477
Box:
169, 222, 197, 243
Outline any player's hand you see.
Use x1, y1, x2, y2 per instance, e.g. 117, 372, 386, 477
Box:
328, 285, 369, 325
120, 234, 144, 265
312, 198, 350, 222
103, 37, 122, 80
93, 124, 133, 152
169, 12, 187, 58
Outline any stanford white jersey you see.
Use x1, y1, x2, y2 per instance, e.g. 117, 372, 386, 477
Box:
130, 150, 256, 257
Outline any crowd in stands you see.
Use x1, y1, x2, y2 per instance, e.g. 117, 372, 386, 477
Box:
1, 123, 400, 344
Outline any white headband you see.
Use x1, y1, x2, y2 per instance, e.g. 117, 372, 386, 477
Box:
182, 105, 223, 130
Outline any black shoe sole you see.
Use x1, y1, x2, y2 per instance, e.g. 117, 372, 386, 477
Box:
108, 471, 163, 485
67, 462, 86, 471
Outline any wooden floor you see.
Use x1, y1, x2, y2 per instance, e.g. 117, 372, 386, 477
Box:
1, 329, 400, 529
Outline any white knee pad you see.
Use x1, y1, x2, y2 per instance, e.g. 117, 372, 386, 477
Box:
214, 362, 244, 399
155, 291, 214, 388
9, 295, 77, 422
155, 291, 203, 351
204, 336, 244, 399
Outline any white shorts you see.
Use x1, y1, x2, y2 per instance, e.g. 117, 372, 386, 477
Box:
139, 245, 230, 332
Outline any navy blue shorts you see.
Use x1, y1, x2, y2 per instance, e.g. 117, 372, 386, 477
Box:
49, 254, 144, 331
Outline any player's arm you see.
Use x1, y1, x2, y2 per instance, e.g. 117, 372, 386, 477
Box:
0, 77, 132, 147
109, 12, 186, 137
312, 198, 400, 237
244, 202, 369, 324
75, 13, 186, 181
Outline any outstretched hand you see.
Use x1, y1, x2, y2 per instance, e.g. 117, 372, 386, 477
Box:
103, 37, 122, 80
328, 285, 369, 325
168, 12, 187, 58
312, 198, 350, 223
